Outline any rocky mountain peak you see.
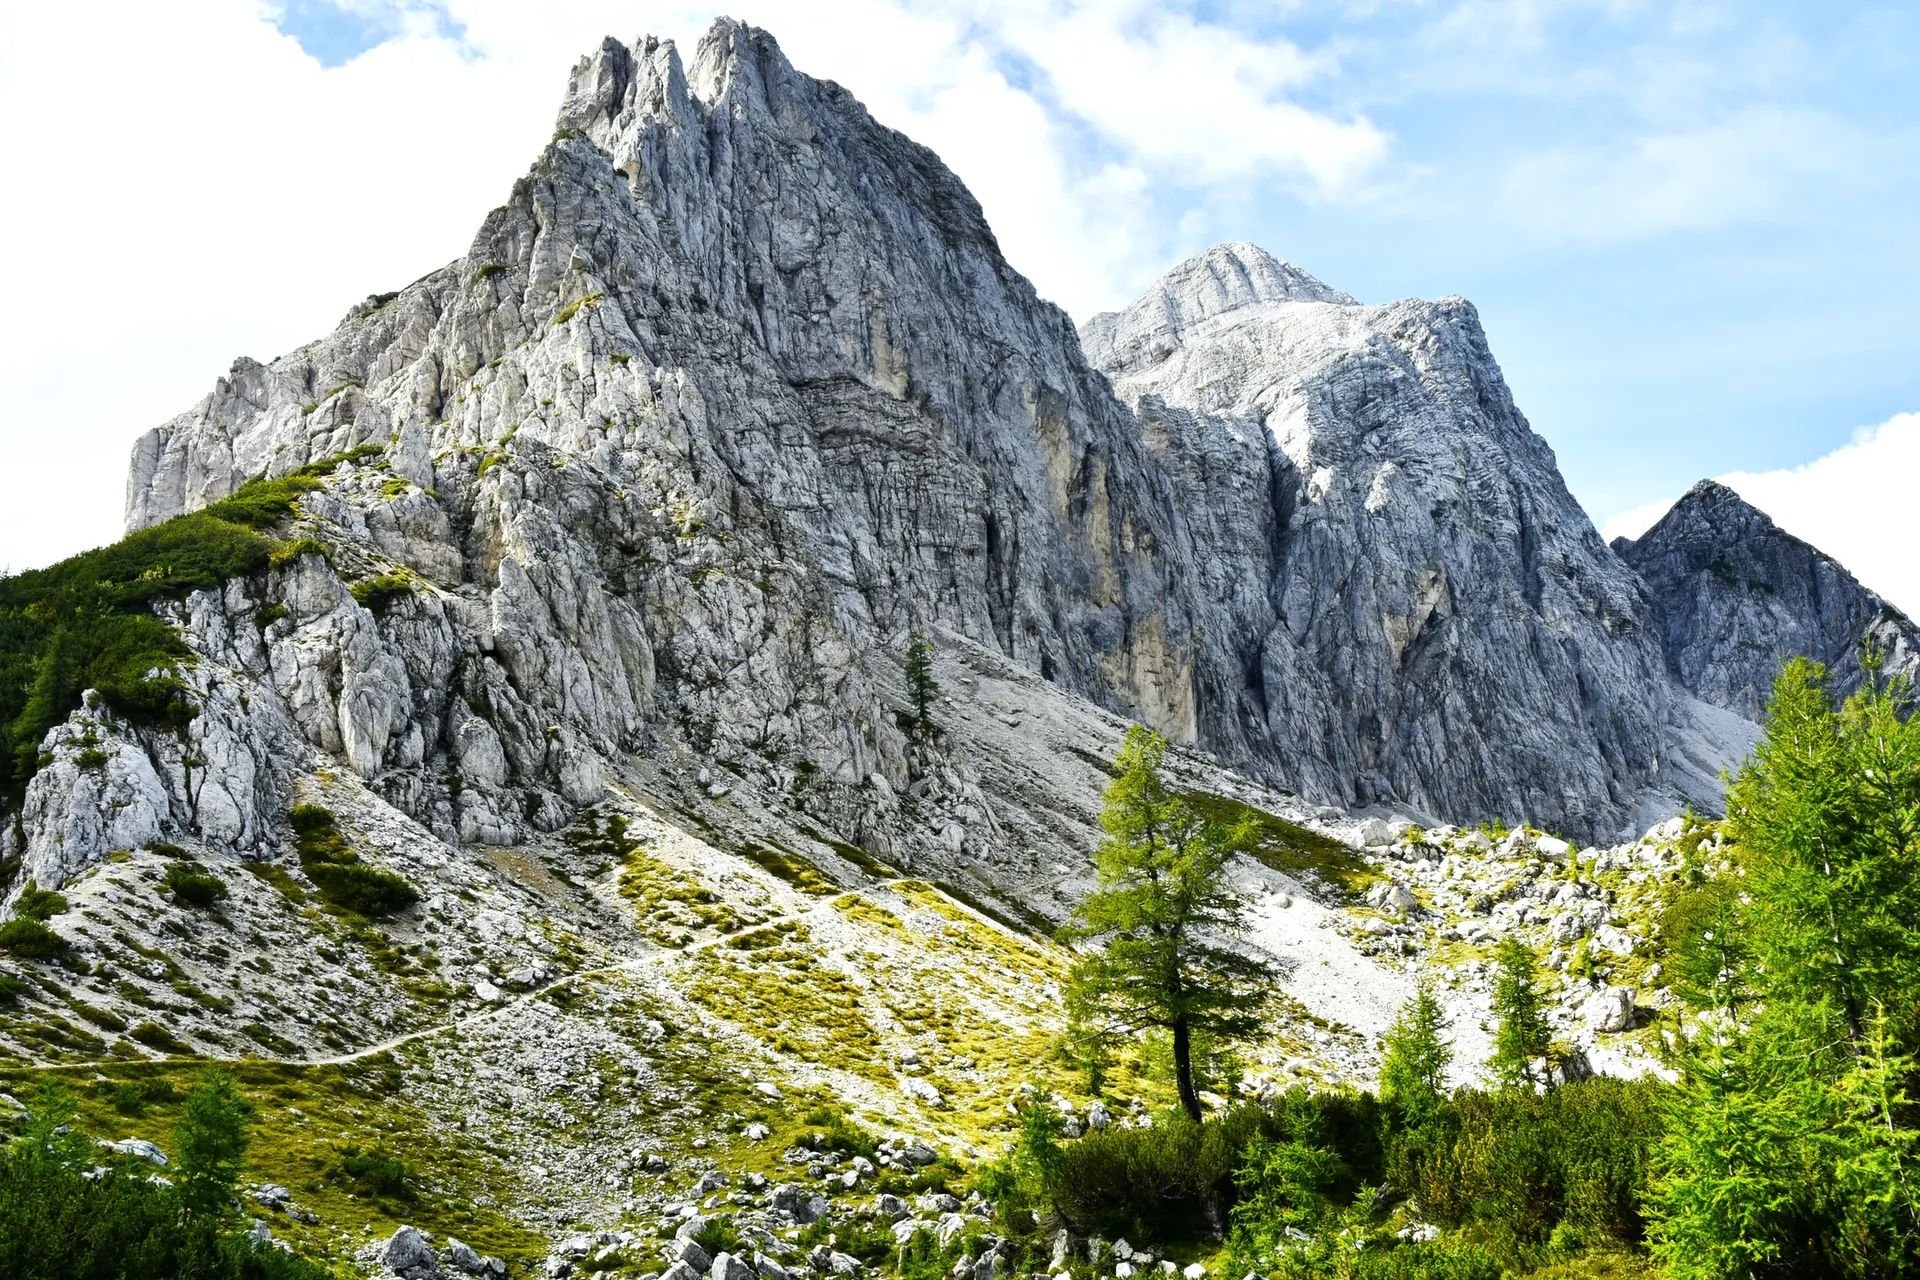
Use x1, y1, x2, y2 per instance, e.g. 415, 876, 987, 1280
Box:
1079, 241, 1356, 372
1617, 479, 1919, 719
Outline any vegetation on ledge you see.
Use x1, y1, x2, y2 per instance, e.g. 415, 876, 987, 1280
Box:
0, 445, 381, 802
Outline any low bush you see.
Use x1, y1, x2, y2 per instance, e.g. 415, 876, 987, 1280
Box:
328, 1143, 416, 1202
800, 1105, 879, 1159
289, 805, 417, 918
0, 917, 66, 960
14, 883, 67, 920
164, 864, 228, 908
689, 1215, 740, 1257
0, 447, 381, 801
1394, 1078, 1663, 1255
128, 1020, 189, 1054
0, 1084, 330, 1279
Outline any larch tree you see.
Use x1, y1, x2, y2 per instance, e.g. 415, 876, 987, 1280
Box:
1066, 725, 1275, 1122
1489, 937, 1551, 1090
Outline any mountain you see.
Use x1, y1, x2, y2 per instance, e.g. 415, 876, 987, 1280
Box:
1615, 479, 1920, 720
1082, 241, 1707, 836
0, 15, 1877, 1273
112, 28, 1732, 846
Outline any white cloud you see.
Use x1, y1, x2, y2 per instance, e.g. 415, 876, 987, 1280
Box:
1602, 412, 1920, 618
0, 0, 1389, 572
1500, 106, 1865, 242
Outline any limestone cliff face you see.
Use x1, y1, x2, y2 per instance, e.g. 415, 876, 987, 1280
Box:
1083, 243, 1694, 836
1615, 480, 1920, 719
30, 18, 1738, 897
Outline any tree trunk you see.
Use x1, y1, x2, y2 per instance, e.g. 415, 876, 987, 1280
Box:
1172, 1017, 1202, 1122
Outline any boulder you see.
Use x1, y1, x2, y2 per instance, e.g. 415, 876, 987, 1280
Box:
1583, 986, 1635, 1034
378, 1226, 437, 1273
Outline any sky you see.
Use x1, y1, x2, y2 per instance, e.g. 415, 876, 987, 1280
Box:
0, 0, 1915, 614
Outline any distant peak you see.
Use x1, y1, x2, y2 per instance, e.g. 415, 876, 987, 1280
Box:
1155, 242, 1357, 315
1079, 242, 1355, 370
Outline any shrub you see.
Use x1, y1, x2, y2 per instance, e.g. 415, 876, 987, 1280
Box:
302, 862, 418, 917
289, 805, 417, 918
1402, 1078, 1663, 1251
689, 1215, 739, 1257
0, 973, 26, 1003
800, 1105, 878, 1159
0, 447, 380, 801
1047, 1106, 1258, 1241
349, 570, 416, 610
14, 883, 67, 920
128, 1020, 189, 1054
328, 1143, 416, 1202
0, 917, 67, 959
267, 537, 328, 569
164, 864, 228, 909
0, 1083, 331, 1278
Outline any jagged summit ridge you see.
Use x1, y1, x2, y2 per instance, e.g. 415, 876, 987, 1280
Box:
1616, 479, 1919, 719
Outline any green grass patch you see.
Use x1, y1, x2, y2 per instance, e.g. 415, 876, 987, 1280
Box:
740, 842, 836, 895
349, 568, 417, 610
164, 863, 228, 908
1181, 791, 1380, 901
0, 917, 67, 959
0, 447, 378, 800
552, 292, 603, 326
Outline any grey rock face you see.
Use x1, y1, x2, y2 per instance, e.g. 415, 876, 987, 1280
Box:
1084, 242, 1691, 836
1616, 480, 1919, 719
29, 14, 1748, 898
110, 19, 1208, 867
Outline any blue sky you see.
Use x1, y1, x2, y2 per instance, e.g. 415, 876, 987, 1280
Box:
1, 0, 1915, 609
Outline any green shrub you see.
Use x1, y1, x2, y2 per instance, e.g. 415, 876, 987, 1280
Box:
128, 1020, 189, 1054
164, 864, 228, 909
349, 570, 416, 610
0, 917, 66, 959
302, 862, 418, 917
0, 973, 26, 1003
689, 1215, 739, 1257
289, 805, 417, 918
328, 1143, 416, 1201
14, 883, 67, 920
0, 1086, 331, 1278
267, 537, 329, 568
1402, 1078, 1663, 1252
800, 1105, 878, 1159
1048, 1106, 1257, 1241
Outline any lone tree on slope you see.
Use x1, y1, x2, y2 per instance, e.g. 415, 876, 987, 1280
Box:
1066, 725, 1275, 1122
905, 631, 938, 739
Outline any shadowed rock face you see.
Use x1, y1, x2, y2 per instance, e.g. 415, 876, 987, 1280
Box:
1615, 480, 1919, 720
87, 17, 1736, 874
1084, 242, 1695, 836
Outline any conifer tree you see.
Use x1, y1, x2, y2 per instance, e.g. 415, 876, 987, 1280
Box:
1066, 726, 1274, 1122
1379, 982, 1452, 1124
173, 1070, 251, 1221
905, 632, 938, 739
1651, 657, 1920, 1278
1489, 937, 1550, 1089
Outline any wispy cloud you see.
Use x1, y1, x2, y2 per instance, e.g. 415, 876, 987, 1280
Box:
1498, 107, 1869, 242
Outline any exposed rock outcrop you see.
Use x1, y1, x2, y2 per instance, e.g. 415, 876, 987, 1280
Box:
1084, 241, 1697, 835
1615, 479, 1920, 719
